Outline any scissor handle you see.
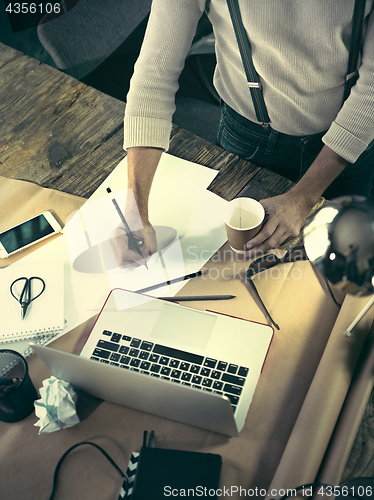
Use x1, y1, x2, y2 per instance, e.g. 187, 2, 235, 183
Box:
10, 276, 46, 305
26, 276, 46, 302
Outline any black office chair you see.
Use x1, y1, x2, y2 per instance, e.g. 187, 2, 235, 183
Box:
38, 0, 221, 143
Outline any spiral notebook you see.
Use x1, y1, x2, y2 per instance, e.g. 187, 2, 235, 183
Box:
0, 261, 65, 343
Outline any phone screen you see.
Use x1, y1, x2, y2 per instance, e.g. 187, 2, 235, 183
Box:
0, 214, 55, 254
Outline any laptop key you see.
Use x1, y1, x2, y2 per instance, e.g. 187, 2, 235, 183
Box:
111, 333, 121, 343
221, 373, 245, 386
120, 355, 130, 365
150, 364, 161, 373
93, 348, 111, 359
192, 375, 202, 384
130, 358, 140, 367
201, 368, 211, 377
211, 370, 221, 380
119, 346, 129, 355
190, 365, 200, 374
226, 393, 239, 405
130, 338, 142, 348
223, 384, 242, 396
153, 344, 204, 365
169, 360, 179, 368
217, 361, 227, 371
202, 378, 212, 388
102, 330, 112, 336
149, 354, 159, 363
180, 362, 190, 371
227, 364, 238, 374
181, 372, 192, 382
122, 335, 131, 342
110, 353, 121, 362
171, 369, 181, 379
160, 367, 171, 376
140, 361, 151, 370
204, 358, 217, 369
129, 348, 139, 357
213, 381, 223, 391
97, 340, 119, 352
139, 351, 149, 360
140, 341, 153, 351
159, 356, 169, 365
238, 366, 249, 377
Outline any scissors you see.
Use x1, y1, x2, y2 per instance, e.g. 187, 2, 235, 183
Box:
10, 276, 46, 320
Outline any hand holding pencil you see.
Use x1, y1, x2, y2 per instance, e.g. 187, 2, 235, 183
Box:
107, 188, 158, 269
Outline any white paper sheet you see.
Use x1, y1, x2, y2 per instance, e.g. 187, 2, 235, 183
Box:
4, 153, 228, 348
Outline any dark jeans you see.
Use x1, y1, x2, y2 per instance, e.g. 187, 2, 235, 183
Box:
216, 102, 374, 199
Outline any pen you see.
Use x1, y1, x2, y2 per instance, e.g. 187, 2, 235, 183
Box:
107, 187, 148, 270
159, 295, 236, 301
136, 270, 204, 294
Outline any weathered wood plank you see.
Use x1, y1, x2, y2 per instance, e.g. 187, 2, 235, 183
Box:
238, 166, 294, 200
0, 42, 22, 68
0, 44, 125, 193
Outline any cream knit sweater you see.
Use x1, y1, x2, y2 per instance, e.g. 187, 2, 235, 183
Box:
124, 0, 374, 164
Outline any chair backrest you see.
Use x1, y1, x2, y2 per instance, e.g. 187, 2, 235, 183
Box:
37, 0, 152, 79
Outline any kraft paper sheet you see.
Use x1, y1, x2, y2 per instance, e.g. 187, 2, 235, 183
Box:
0, 177, 373, 500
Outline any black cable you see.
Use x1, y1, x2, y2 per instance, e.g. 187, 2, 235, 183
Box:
321, 275, 343, 309
48, 441, 129, 500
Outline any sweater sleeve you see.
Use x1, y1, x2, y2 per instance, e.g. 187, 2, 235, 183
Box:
323, 5, 374, 163
124, 0, 206, 151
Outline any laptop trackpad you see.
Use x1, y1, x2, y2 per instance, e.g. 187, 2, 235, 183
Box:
150, 303, 216, 351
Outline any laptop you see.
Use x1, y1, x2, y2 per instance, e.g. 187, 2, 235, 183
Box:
32, 288, 273, 436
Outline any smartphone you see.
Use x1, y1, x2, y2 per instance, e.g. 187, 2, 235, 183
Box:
0, 211, 62, 258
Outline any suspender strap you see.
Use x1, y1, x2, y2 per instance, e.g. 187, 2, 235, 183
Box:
344, 0, 367, 102
227, 0, 366, 126
226, 0, 271, 129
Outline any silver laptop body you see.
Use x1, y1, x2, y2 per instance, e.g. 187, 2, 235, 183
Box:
32, 288, 273, 436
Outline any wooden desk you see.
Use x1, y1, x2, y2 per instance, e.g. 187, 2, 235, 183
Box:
0, 43, 292, 202
1, 43, 373, 499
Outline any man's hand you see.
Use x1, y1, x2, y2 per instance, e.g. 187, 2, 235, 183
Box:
246, 145, 349, 254
246, 192, 312, 254
109, 146, 162, 268
109, 222, 158, 268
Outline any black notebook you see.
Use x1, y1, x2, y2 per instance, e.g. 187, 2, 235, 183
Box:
131, 447, 222, 500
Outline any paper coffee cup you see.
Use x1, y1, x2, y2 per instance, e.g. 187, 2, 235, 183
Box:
223, 198, 265, 254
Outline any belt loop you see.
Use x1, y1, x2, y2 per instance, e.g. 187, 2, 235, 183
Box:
265, 130, 278, 155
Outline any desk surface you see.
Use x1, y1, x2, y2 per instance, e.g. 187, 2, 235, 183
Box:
0, 42, 292, 202
0, 42, 373, 499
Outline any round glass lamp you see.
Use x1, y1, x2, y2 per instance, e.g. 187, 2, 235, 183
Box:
304, 196, 374, 336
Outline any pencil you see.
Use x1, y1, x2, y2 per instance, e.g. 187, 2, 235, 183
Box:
107, 187, 148, 269
159, 295, 236, 301
136, 271, 204, 294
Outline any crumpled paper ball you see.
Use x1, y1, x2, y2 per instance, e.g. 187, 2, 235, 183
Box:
34, 376, 80, 434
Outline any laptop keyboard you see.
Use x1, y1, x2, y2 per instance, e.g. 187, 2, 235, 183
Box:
89, 330, 250, 414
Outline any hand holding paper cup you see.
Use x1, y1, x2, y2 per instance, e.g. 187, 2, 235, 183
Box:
223, 198, 265, 254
